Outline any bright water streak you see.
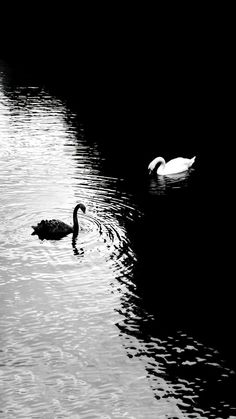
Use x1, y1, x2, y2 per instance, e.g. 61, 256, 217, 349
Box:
0, 71, 187, 418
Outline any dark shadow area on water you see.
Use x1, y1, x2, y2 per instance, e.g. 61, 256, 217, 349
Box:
127, 163, 234, 362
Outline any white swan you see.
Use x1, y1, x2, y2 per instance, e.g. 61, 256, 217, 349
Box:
148, 156, 196, 175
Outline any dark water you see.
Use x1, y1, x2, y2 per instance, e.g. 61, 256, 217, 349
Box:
0, 59, 235, 418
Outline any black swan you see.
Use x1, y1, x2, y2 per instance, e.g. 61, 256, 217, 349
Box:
31, 203, 86, 239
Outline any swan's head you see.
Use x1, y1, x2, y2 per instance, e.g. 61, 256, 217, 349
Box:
76, 203, 86, 213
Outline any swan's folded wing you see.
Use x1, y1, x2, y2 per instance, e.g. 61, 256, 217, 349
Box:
166, 157, 193, 171
46, 220, 73, 235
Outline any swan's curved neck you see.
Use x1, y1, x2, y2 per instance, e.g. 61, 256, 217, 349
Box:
72, 203, 86, 237
155, 157, 165, 167
149, 157, 166, 172
73, 208, 79, 237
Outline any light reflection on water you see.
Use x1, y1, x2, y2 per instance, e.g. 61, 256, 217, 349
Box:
0, 72, 179, 419
0, 62, 235, 418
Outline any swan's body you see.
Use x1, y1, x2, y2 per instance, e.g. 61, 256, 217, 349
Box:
31, 203, 86, 239
148, 156, 196, 175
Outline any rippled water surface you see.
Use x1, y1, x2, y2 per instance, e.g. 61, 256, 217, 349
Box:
0, 60, 235, 418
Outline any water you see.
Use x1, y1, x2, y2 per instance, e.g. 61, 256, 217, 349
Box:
0, 60, 235, 418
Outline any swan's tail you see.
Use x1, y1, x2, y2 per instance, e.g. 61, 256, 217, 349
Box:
31, 226, 36, 235
189, 156, 196, 166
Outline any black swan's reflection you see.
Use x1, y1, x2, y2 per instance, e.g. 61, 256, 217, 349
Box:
31, 203, 86, 240
72, 236, 84, 257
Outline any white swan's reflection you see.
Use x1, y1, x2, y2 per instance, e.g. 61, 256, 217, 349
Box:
149, 170, 192, 195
